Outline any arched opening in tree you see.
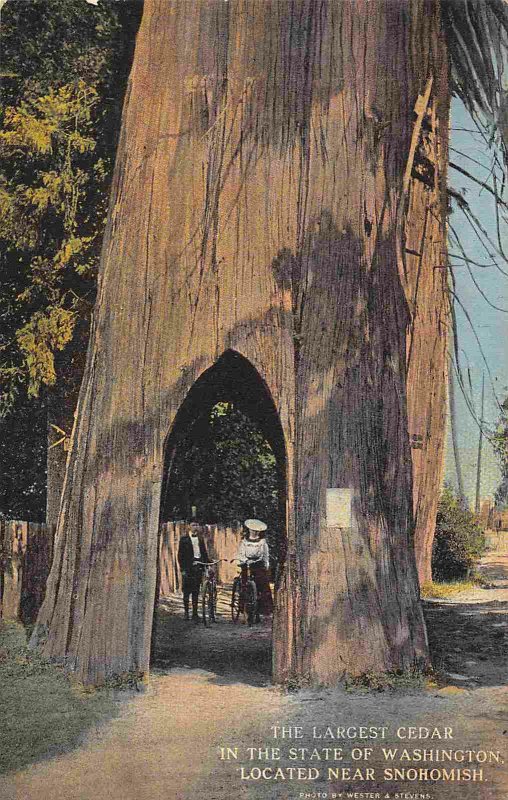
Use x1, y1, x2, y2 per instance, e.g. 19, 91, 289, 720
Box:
152, 350, 287, 679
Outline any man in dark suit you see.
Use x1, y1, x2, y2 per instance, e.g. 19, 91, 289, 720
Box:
178, 522, 209, 621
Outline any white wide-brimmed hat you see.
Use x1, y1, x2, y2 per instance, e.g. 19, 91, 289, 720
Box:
244, 518, 268, 532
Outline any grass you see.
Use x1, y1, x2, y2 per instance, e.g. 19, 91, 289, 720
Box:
283, 674, 312, 693
0, 620, 119, 775
344, 667, 428, 693
281, 668, 430, 694
420, 576, 486, 599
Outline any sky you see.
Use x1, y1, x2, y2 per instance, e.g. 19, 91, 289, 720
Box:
444, 100, 508, 504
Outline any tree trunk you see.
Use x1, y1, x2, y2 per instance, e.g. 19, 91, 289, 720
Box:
46, 389, 74, 528
46, 326, 88, 527
31, 0, 446, 686
448, 358, 467, 505
475, 373, 485, 515
405, 38, 450, 586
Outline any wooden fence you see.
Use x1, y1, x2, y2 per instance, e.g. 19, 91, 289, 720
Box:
0, 519, 242, 623
484, 529, 508, 551
158, 521, 243, 594
0, 520, 54, 623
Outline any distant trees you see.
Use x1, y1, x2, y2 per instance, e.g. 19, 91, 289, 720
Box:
162, 402, 278, 523
0, 0, 141, 520
0, 79, 103, 403
0, 79, 105, 512
161, 402, 281, 556
0, 391, 46, 519
493, 396, 508, 509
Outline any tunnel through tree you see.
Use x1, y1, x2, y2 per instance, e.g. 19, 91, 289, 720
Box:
160, 351, 287, 576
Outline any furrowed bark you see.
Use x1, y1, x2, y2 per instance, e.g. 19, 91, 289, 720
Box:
405, 3, 450, 586
32, 0, 447, 685
46, 327, 88, 527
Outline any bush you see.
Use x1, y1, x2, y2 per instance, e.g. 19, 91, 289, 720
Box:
432, 487, 486, 580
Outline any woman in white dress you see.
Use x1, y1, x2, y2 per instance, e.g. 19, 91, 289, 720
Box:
236, 519, 273, 618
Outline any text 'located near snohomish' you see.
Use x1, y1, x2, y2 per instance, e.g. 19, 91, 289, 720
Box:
217, 725, 505, 786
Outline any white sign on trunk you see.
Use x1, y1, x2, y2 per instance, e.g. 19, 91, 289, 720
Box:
326, 488, 352, 528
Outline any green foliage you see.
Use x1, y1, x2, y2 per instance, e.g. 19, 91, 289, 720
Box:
0, 0, 141, 519
162, 402, 283, 560
420, 578, 486, 599
16, 307, 76, 396
0, 77, 105, 404
432, 486, 487, 581
344, 668, 427, 693
0, 0, 141, 408
495, 475, 508, 511
493, 396, 508, 509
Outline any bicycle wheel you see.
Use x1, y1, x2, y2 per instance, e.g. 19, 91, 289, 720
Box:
231, 577, 242, 623
202, 581, 214, 627
246, 580, 258, 627
209, 580, 217, 623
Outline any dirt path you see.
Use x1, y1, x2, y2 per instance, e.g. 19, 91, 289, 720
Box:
1, 543, 507, 800
424, 540, 508, 688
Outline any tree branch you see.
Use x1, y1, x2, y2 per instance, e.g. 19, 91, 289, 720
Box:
450, 160, 508, 209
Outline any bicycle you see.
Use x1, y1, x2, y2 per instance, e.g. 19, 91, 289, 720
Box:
194, 560, 222, 627
231, 558, 262, 626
